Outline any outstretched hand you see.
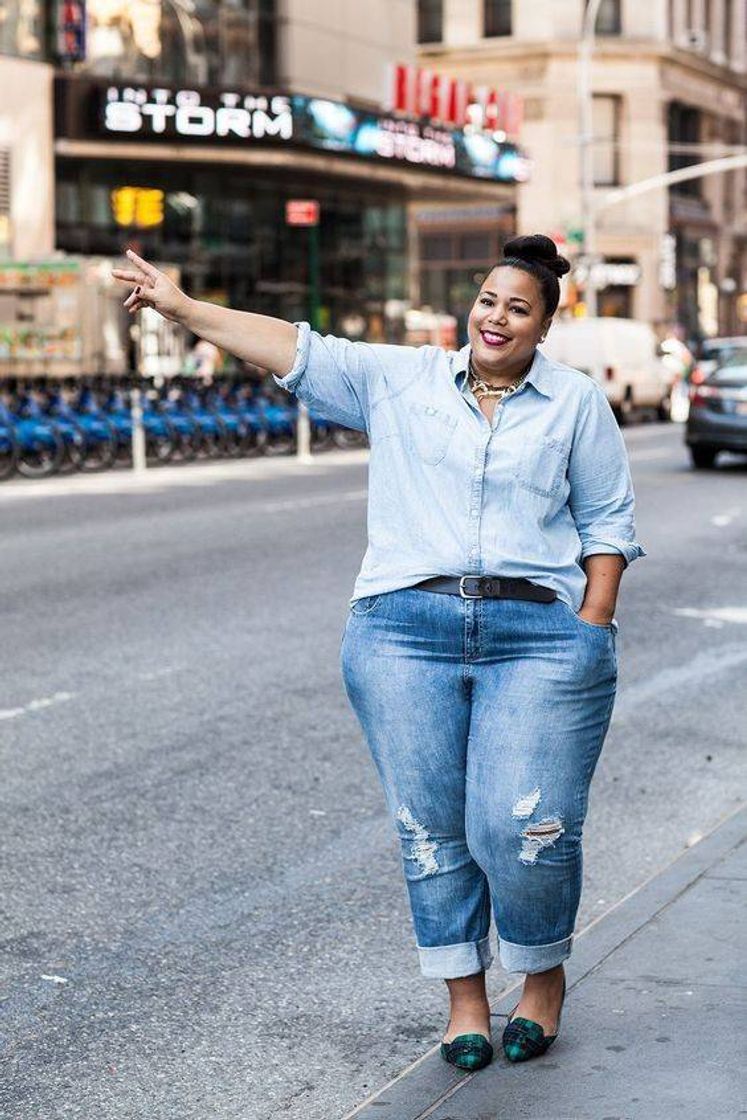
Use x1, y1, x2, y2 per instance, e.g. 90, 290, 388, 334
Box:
111, 249, 190, 323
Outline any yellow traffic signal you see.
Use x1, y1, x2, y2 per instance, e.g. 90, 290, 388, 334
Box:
111, 187, 164, 229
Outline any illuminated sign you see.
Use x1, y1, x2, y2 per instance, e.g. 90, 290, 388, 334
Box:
286, 200, 320, 226
56, 0, 86, 62
57, 80, 530, 184
111, 186, 164, 228
388, 64, 524, 140
104, 88, 293, 140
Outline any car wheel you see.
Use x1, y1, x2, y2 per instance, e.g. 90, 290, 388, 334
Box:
614, 391, 634, 426
656, 395, 672, 422
690, 446, 718, 469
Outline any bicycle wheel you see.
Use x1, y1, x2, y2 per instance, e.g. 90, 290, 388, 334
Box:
17, 429, 64, 478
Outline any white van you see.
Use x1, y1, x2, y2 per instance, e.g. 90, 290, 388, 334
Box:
539, 317, 671, 423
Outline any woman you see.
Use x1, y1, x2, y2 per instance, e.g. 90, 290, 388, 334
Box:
112, 234, 645, 1071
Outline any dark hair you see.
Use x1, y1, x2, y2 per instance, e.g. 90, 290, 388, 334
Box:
491, 234, 571, 318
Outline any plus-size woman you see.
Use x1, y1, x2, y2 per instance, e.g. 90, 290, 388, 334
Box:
112, 234, 645, 1070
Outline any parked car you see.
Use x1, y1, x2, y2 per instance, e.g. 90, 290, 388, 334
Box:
540, 317, 671, 423
694, 336, 747, 381
685, 353, 747, 468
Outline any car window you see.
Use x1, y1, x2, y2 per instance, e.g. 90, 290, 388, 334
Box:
702, 339, 747, 360
701, 343, 728, 360
711, 360, 747, 384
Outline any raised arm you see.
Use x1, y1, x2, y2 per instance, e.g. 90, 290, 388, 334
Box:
111, 250, 298, 374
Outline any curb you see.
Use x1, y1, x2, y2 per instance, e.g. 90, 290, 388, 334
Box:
342, 801, 747, 1120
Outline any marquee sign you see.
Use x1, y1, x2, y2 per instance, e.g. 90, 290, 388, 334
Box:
103, 89, 293, 141
54, 78, 530, 184
387, 64, 524, 139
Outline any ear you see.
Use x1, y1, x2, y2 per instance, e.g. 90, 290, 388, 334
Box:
539, 318, 552, 343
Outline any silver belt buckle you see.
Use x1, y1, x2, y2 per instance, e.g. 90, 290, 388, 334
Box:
459, 575, 482, 599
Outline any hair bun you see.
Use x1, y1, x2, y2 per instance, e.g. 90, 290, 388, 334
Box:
503, 234, 571, 279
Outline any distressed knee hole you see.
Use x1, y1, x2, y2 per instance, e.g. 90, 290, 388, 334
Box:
512, 787, 542, 819
519, 817, 565, 865
396, 805, 439, 877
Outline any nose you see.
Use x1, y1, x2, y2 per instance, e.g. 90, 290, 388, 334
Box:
487, 305, 508, 325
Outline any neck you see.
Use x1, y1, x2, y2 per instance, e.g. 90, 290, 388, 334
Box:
470, 350, 536, 386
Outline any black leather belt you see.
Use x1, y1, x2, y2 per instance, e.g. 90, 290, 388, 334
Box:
413, 575, 557, 602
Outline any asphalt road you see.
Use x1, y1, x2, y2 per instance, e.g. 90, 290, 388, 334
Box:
1, 424, 745, 1120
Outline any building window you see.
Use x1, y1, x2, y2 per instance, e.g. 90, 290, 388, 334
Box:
668, 101, 702, 197
585, 0, 621, 35
592, 95, 621, 186
723, 0, 733, 61
484, 0, 511, 38
0, 0, 46, 59
417, 0, 443, 43
81, 0, 276, 87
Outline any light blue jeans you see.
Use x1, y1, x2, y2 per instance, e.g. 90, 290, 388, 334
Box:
340, 587, 618, 978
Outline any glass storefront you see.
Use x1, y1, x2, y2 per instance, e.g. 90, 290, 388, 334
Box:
0, 0, 46, 59
72, 0, 275, 86
418, 216, 514, 345
56, 158, 407, 335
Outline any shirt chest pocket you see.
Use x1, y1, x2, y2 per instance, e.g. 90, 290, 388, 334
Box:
515, 436, 570, 499
407, 403, 459, 466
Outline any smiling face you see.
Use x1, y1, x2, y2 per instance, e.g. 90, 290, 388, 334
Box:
467, 266, 552, 381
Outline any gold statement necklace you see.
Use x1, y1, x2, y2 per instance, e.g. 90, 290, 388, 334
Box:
468, 355, 533, 401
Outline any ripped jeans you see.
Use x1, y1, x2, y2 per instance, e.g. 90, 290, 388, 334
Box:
340, 587, 618, 978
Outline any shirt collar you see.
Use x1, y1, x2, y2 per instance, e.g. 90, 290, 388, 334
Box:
453, 344, 553, 399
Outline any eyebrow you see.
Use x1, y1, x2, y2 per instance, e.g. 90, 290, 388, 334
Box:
481, 289, 532, 306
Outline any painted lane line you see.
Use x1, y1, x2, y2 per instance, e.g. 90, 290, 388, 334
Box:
246, 489, 367, 515
711, 508, 741, 527
0, 691, 75, 722
673, 606, 747, 625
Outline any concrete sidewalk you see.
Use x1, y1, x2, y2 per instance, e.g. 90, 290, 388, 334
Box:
345, 804, 746, 1120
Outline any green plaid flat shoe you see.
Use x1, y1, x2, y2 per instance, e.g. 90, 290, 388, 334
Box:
440, 1032, 494, 1071
502, 975, 566, 1063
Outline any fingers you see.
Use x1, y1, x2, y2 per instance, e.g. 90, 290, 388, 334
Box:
123, 287, 141, 309
125, 248, 160, 281
111, 268, 141, 283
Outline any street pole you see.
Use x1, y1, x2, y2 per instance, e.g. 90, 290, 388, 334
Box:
130, 313, 147, 473
130, 381, 147, 473
578, 0, 604, 318
296, 221, 319, 464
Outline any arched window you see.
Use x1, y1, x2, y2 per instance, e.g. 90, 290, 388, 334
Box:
585, 0, 622, 35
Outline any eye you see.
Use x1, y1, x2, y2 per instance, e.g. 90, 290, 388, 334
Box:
479, 296, 493, 306
510, 305, 529, 315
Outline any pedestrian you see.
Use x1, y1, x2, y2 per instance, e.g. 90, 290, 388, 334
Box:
111, 234, 646, 1072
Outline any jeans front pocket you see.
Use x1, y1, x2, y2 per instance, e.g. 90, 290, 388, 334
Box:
515, 436, 570, 499
559, 599, 617, 632
407, 403, 458, 466
349, 594, 382, 617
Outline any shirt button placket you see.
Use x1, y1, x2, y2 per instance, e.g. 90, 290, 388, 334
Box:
468, 438, 489, 573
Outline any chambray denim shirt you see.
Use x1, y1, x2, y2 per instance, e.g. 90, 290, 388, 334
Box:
273, 322, 646, 611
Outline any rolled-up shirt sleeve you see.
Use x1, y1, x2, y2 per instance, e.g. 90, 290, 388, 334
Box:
271, 321, 375, 432
568, 385, 647, 568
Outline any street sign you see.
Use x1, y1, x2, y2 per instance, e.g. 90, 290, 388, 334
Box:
286, 200, 320, 226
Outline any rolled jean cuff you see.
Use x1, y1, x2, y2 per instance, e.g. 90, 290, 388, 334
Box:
417, 935, 493, 979
499, 933, 573, 974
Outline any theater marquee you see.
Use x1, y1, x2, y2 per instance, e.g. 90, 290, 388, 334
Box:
54, 77, 531, 185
